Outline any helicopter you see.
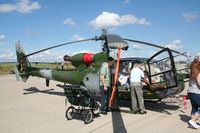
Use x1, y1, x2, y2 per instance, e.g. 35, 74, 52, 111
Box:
15, 31, 189, 123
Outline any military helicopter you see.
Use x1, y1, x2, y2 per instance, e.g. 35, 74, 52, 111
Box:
15, 30, 188, 123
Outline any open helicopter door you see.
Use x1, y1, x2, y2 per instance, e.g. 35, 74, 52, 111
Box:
147, 48, 178, 91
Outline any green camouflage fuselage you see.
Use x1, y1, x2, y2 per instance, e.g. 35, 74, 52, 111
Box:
23, 52, 107, 93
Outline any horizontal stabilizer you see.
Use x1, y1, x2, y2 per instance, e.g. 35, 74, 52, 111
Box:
20, 73, 30, 82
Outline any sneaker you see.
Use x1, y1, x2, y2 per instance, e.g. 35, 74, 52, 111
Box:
130, 108, 141, 114
101, 111, 107, 115
188, 120, 200, 129
107, 108, 112, 112
140, 110, 147, 114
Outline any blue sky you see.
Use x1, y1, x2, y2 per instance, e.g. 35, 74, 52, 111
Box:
0, 0, 200, 62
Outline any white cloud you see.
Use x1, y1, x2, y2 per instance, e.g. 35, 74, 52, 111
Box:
182, 12, 198, 22
165, 39, 182, 50
43, 50, 51, 55
25, 29, 39, 36
0, 0, 41, 13
89, 11, 150, 29
29, 50, 65, 62
0, 35, 5, 42
30, 50, 51, 59
0, 52, 15, 59
71, 35, 85, 41
72, 50, 92, 56
63, 18, 75, 26
196, 52, 200, 57
131, 43, 142, 50
124, 0, 130, 4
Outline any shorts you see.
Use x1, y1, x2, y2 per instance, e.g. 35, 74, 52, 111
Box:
188, 92, 200, 114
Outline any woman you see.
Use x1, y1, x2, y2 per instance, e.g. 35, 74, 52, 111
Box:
188, 58, 200, 129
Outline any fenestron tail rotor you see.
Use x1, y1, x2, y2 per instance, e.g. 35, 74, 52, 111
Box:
15, 42, 31, 82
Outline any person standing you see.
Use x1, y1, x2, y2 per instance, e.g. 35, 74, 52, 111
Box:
99, 57, 114, 115
187, 58, 200, 129
142, 70, 149, 86
130, 63, 147, 114
118, 70, 130, 89
61, 62, 64, 70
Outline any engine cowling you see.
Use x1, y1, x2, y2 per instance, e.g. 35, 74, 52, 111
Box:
63, 53, 93, 67
82, 53, 93, 66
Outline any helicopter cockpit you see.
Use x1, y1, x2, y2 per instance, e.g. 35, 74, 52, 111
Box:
147, 48, 178, 91
116, 48, 178, 92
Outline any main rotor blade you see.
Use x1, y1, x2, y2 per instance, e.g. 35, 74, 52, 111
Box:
23, 38, 95, 58
124, 39, 187, 56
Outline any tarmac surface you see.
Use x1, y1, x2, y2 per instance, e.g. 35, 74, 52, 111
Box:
0, 74, 199, 133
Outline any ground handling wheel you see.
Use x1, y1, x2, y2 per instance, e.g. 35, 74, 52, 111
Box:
65, 106, 75, 120
83, 109, 93, 124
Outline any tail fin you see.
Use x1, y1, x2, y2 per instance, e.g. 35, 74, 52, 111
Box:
15, 41, 31, 82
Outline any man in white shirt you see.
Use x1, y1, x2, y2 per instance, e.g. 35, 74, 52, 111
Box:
130, 63, 147, 114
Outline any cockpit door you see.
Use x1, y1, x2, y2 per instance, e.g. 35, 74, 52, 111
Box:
147, 48, 178, 90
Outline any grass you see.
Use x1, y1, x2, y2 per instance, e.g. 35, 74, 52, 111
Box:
0, 62, 16, 74
30, 62, 58, 69
0, 62, 74, 74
